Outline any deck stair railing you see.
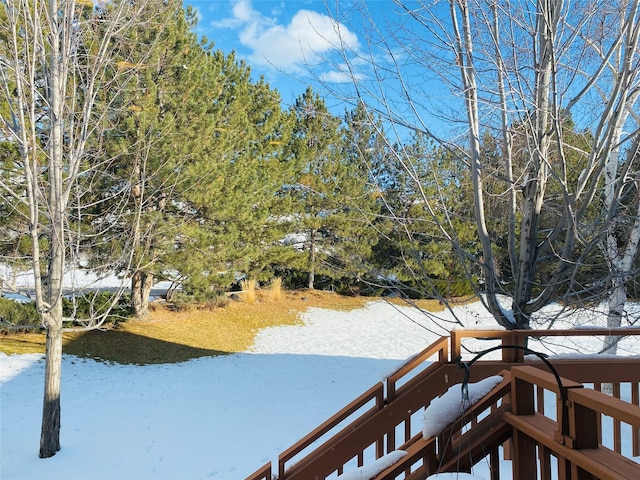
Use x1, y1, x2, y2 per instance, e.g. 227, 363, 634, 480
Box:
246, 328, 640, 480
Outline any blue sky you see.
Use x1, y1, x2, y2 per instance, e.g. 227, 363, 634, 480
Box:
184, 1, 459, 140
186, 0, 367, 111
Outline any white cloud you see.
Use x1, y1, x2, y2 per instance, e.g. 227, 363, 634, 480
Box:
215, 0, 360, 73
231, 0, 254, 22
211, 0, 260, 29
320, 66, 359, 84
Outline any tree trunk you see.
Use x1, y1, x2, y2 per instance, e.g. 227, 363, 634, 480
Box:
601, 130, 640, 353
39, 318, 63, 458
511, 0, 558, 328
512, 174, 544, 328
604, 275, 625, 355
451, 0, 512, 329
131, 270, 153, 317
5, 0, 168, 460
308, 228, 316, 290
39, 211, 65, 459
39, 3, 66, 456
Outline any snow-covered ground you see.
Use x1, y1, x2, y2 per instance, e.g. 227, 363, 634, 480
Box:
1, 299, 639, 480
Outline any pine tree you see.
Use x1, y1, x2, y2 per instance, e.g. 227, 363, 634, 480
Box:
82, 2, 212, 315
286, 88, 381, 290
91, 5, 292, 309
371, 132, 479, 298
165, 57, 293, 297
339, 102, 390, 289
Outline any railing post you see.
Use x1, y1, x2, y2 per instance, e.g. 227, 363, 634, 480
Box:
425, 439, 438, 476
634, 382, 640, 457
564, 392, 598, 450
441, 336, 449, 363
489, 445, 500, 480
503, 330, 526, 363
511, 371, 537, 480
512, 375, 535, 416
512, 429, 538, 480
450, 330, 460, 362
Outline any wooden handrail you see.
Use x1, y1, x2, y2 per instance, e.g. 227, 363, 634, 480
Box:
281, 363, 460, 480
451, 327, 640, 361
568, 387, 640, 428
277, 382, 384, 479
507, 365, 640, 480
245, 463, 271, 480
387, 336, 448, 401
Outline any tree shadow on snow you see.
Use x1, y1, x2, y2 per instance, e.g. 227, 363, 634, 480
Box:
63, 329, 229, 365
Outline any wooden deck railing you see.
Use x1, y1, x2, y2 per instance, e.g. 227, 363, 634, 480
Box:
504, 365, 640, 480
372, 365, 640, 480
245, 328, 640, 480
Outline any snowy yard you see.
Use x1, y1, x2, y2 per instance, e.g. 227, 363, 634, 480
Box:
1, 298, 639, 480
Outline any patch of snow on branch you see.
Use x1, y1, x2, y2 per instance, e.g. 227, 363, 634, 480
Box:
422, 375, 504, 438
337, 450, 407, 480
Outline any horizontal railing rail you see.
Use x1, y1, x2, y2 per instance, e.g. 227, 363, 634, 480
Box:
451, 327, 640, 362
245, 463, 271, 480
387, 336, 449, 401
282, 363, 460, 480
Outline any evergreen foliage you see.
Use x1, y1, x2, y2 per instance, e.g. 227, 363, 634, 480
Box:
0, 297, 39, 333
82, 3, 293, 309
370, 132, 480, 298
284, 88, 382, 289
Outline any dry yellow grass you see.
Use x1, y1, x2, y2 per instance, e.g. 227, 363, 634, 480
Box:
0, 290, 370, 362
240, 278, 258, 305
0, 291, 461, 363
0, 333, 49, 355
266, 277, 283, 301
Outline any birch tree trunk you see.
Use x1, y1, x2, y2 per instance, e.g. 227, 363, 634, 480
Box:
38, 0, 67, 456
449, 0, 510, 328
603, 136, 640, 354
510, 0, 559, 328
39, 314, 62, 457
449, 0, 560, 329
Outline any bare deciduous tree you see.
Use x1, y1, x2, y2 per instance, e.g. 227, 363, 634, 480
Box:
0, 0, 175, 458
325, 0, 640, 330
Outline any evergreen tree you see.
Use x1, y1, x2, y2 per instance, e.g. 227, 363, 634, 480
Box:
88, 4, 292, 310
166, 58, 293, 297
0, 140, 32, 289
373, 132, 479, 298
339, 102, 391, 289
286, 88, 380, 290
81, 2, 212, 315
